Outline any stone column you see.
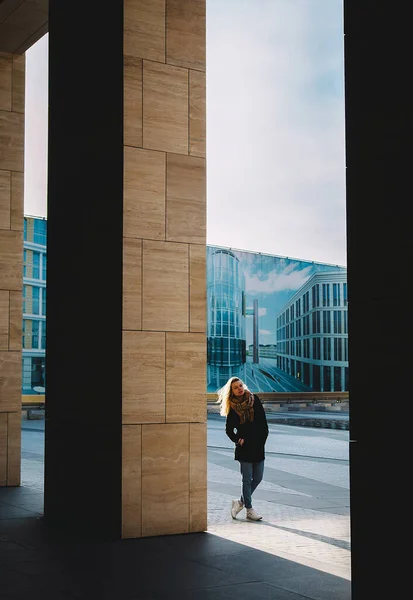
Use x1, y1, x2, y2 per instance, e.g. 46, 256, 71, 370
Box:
44, 0, 206, 539
0, 52, 24, 487
122, 0, 207, 538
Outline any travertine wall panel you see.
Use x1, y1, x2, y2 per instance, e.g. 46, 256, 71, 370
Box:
0, 350, 21, 412
0, 291, 9, 349
122, 425, 142, 538
142, 61, 188, 154
166, 0, 206, 71
166, 153, 206, 244
166, 332, 206, 423
124, 147, 165, 240
12, 55, 25, 113
0, 111, 24, 171
9, 290, 22, 351
141, 423, 189, 537
189, 422, 207, 531
0, 230, 23, 290
0, 170, 11, 228
142, 240, 189, 331
0, 53, 12, 110
124, 0, 165, 63
124, 56, 142, 148
189, 243, 206, 332
123, 237, 142, 331
189, 69, 206, 158
10, 171, 23, 230
123, 331, 165, 424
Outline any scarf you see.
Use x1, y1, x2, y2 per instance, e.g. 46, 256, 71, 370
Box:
229, 390, 255, 424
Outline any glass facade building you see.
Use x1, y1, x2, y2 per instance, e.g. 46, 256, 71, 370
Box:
207, 248, 247, 390
276, 271, 348, 391
22, 216, 47, 393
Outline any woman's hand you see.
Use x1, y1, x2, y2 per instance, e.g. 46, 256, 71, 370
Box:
238, 438, 245, 446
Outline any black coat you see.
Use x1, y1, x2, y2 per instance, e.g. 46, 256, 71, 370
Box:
225, 394, 269, 463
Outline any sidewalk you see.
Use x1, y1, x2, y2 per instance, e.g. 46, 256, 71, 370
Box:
0, 417, 351, 599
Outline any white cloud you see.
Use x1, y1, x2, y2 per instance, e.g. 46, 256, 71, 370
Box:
245, 265, 312, 294
259, 329, 272, 335
258, 307, 267, 316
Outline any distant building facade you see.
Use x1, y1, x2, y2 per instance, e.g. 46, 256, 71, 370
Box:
207, 247, 247, 390
22, 216, 47, 393
275, 271, 348, 391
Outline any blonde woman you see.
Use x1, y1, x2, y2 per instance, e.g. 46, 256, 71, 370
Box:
217, 376, 269, 521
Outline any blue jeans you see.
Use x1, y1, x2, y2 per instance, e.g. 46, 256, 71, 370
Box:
239, 461, 264, 509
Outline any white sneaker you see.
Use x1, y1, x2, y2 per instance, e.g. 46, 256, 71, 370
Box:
231, 500, 244, 519
246, 507, 262, 521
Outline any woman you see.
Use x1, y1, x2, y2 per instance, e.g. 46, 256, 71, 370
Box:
217, 376, 269, 521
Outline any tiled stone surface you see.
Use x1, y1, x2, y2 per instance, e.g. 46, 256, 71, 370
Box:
6, 417, 351, 587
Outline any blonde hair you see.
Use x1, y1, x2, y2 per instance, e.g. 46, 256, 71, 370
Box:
216, 376, 250, 416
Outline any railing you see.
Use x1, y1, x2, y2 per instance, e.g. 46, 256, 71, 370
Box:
207, 391, 348, 405
21, 391, 349, 418
22, 394, 45, 419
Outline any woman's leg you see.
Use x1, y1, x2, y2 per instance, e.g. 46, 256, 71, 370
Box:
239, 462, 253, 509
251, 461, 265, 497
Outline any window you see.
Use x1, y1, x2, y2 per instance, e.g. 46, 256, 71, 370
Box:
41, 320, 46, 350
312, 284, 320, 308
312, 337, 321, 360
41, 288, 46, 316
323, 310, 331, 333
333, 283, 341, 307
343, 282, 347, 306
323, 337, 331, 361
32, 287, 40, 315
313, 365, 321, 390
303, 291, 309, 313
324, 366, 331, 391
23, 249, 27, 277
334, 338, 342, 361
32, 252, 40, 279
42, 253, 47, 281
312, 311, 321, 334
334, 366, 342, 391
302, 316, 307, 336
23, 285, 27, 314
322, 283, 330, 307
333, 311, 342, 334
296, 298, 301, 318
32, 320, 39, 349
34, 219, 47, 245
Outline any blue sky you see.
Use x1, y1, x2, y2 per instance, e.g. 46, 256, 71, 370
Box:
24, 0, 346, 266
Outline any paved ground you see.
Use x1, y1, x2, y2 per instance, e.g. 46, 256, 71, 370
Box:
0, 414, 351, 599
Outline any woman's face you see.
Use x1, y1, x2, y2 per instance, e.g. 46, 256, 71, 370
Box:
231, 379, 245, 397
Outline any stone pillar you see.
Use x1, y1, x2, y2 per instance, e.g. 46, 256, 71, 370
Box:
45, 0, 206, 539
122, 0, 206, 539
0, 52, 24, 487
